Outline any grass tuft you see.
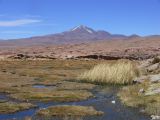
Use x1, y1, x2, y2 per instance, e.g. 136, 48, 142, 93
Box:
78, 60, 140, 85
36, 105, 103, 117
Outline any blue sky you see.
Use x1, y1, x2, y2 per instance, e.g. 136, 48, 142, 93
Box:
0, 0, 160, 39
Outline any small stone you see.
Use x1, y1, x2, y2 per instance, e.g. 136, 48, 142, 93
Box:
139, 88, 145, 94
151, 115, 160, 120
149, 74, 160, 83
140, 109, 145, 113
111, 100, 116, 104
133, 76, 148, 83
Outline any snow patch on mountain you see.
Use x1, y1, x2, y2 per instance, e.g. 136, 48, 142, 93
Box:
71, 26, 81, 31
85, 29, 93, 34
71, 25, 94, 34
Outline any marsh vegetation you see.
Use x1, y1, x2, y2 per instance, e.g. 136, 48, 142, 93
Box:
0, 59, 156, 120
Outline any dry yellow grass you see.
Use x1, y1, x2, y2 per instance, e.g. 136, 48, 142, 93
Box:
78, 60, 140, 84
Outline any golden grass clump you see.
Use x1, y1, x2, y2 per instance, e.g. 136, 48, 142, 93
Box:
78, 60, 140, 84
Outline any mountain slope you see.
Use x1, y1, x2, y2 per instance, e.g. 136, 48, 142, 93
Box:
0, 25, 138, 46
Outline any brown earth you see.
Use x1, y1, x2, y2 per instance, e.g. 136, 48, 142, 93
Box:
0, 36, 160, 60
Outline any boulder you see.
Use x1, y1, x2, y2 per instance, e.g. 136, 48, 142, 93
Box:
149, 74, 160, 83
151, 115, 160, 120
146, 63, 160, 72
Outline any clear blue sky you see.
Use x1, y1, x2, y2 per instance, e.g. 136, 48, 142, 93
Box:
0, 0, 160, 39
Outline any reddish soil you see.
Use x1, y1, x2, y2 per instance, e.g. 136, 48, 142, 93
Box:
0, 37, 160, 60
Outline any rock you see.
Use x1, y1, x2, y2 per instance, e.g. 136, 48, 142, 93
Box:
133, 76, 149, 83
12, 54, 30, 59
65, 55, 74, 59
152, 56, 160, 64
133, 74, 160, 83
111, 100, 116, 104
139, 88, 145, 94
139, 59, 152, 68
146, 63, 160, 72
149, 74, 160, 83
140, 109, 145, 113
151, 115, 160, 120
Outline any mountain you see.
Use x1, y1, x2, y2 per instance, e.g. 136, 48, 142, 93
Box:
0, 25, 140, 46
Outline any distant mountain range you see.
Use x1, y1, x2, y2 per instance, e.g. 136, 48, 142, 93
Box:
0, 25, 159, 47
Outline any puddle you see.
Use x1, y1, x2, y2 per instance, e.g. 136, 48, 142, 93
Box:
32, 85, 48, 89
0, 93, 9, 102
0, 86, 150, 120
32, 84, 56, 89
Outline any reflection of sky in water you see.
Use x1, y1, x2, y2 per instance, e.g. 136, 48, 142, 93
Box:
32, 85, 47, 89
0, 87, 150, 120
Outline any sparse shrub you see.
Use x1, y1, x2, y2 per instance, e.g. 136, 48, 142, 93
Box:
78, 60, 140, 85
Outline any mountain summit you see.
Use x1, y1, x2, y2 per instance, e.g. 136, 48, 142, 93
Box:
70, 25, 95, 34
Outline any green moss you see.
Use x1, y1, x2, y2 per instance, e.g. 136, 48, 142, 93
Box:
0, 102, 36, 114
10, 90, 93, 102
36, 105, 103, 117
